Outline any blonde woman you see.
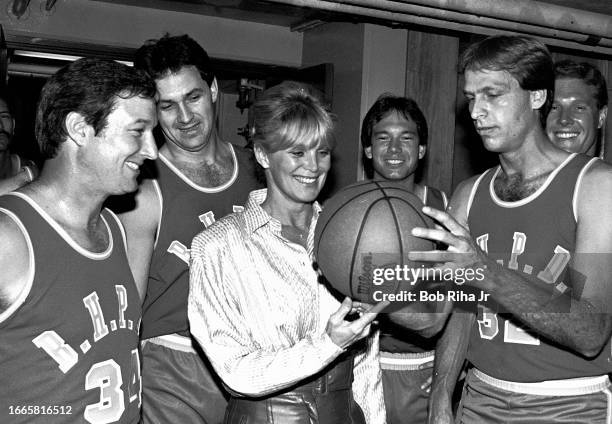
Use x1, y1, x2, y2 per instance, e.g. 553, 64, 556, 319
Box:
189, 81, 386, 423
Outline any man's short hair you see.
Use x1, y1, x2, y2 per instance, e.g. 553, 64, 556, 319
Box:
35, 58, 155, 159
459, 35, 555, 127
360, 94, 428, 150
134, 34, 215, 86
554, 60, 608, 110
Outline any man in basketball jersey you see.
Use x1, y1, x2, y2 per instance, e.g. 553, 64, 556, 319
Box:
115, 34, 260, 424
0, 58, 157, 423
546, 60, 608, 157
0, 95, 38, 195
412, 36, 612, 423
360, 94, 448, 424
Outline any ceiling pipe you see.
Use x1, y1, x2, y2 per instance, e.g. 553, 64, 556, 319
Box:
334, 0, 612, 48
273, 0, 612, 56
8, 62, 59, 77
400, 0, 612, 41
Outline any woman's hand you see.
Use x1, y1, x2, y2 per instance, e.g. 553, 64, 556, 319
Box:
326, 297, 389, 349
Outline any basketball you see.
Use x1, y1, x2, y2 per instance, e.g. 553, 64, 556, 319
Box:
314, 180, 436, 303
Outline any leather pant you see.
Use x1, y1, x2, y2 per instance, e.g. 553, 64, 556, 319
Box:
224, 354, 365, 424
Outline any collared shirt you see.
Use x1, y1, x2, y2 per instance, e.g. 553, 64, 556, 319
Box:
189, 189, 385, 423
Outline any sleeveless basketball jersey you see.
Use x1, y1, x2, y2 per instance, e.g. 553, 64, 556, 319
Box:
467, 153, 612, 382
142, 144, 260, 339
0, 193, 141, 424
379, 186, 448, 353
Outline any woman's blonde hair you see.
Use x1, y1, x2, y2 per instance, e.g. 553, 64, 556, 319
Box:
252, 81, 335, 153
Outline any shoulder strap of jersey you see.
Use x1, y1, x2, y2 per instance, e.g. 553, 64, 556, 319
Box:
102, 208, 129, 257
466, 167, 496, 220
424, 186, 448, 210
571, 155, 599, 223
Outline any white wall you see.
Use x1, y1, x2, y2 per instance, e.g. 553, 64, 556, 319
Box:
359, 24, 407, 179
303, 22, 408, 193
303, 22, 365, 195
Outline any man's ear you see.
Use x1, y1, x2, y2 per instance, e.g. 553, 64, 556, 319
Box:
210, 77, 219, 104
364, 146, 372, 159
65, 112, 91, 146
418, 144, 426, 160
598, 106, 608, 129
254, 144, 269, 169
530, 89, 547, 110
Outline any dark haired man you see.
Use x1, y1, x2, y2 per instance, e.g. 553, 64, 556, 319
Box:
116, 34, 260, 424
0, 95, 38, 194
546, 60, 608, 156
418, 36, 612, 423
360, 94, 447, 424
0, 58, 157, 423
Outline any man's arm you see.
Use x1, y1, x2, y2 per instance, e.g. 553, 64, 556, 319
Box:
115, 179, 160, 301
412, 162, 612, 358
387, 179, 475, 337
424, 177, 476, 424
428, 310, 473, 424
0, 210, 32, 315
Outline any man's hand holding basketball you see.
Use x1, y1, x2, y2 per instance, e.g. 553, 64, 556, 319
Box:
408, 206, 489, 285
326, 297, 389, 349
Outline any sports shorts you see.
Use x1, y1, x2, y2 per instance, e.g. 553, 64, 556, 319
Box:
380, 351, 434, 424
457, 368, 612, 424
141, 333, 228, 424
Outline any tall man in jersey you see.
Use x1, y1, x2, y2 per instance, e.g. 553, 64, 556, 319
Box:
0, 58, 157, 423
546, 60, 608, 156
116, 34, 260, 424
418, 36, 612, 423
360, 94, 448, 424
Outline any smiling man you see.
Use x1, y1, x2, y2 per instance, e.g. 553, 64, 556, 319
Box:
546, 60, 608, 156
113, 34, 260, 424
0, 58, 157, 423
360, 95, 448, 424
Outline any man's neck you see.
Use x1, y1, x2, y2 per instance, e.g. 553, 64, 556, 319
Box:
398, 177, 416, 193
497, 129, 564, 176
371, 174, 429, 205
27, 160, 106, 230
494, 130, 570, 201
26, 177, 109, 252
160, 133, 235, 188
373, 174, 424, 197
585, 139, 599, 157
161, 131, 227, 164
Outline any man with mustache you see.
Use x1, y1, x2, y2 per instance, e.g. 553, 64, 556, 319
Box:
0, 95, 38, 195
546, 60, 608, 157
114, 34, 260, 424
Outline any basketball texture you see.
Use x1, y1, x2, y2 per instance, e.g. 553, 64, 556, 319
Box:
314, 181, 435, 303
